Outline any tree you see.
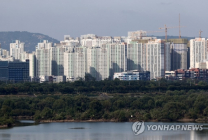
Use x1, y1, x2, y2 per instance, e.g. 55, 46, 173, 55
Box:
89, 100, 102, 112
163, 102, 186, 121
52, 99, 66, 111
41, 107, 53, 119
85, 73, 96, 81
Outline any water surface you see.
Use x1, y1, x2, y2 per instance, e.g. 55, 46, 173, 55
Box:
0, 122, 208, 140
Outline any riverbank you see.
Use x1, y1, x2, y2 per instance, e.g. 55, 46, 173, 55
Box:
0, 118, 204, 129
39, 118, 198, 123
0, 125, 8, 128
0, 123, 14, 128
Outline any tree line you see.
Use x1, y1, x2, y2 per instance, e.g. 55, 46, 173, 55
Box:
1, 90, 208, 126
0, 78, 208, 95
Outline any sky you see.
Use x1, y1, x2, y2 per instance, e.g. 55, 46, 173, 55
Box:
0, 0, 207, 40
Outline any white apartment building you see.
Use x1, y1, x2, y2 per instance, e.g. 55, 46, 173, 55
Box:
80, 34, 97, 47
81, 36, 113, 47
128, 30, 147, 40
10, 40, 25, 60
29, 52, 36, 80
74, 47, 87, 79
86, 46, 109, 80
0, 48, 9, 58
19, 52, 29, 62
127, 41, 144, 71
106, 43, 127, 78
59, 35, 80, 47
64, 47, 87, 81
126, 30, 156, 43
64, 50, 75, 81
35, 39, 82, 80
64, 42, 127, 81
88, 43, 127, 80
50, 46, 65, 76
96, 45, 109, 80
190, 38, 207, 68
80, 34, 125, 47
127, 39, 171, 79
86, 47, 99, 79
36, 40, 53, 76
145, 39, 171, 79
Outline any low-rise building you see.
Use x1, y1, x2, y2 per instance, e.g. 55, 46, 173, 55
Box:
0, 60, 29, 82
195, 61, 208, 69
39, 75, 53, 83
165, 68, 208, 80
113, 70, 150, 81
52, 76, 66, 83
39, 75, 66, 83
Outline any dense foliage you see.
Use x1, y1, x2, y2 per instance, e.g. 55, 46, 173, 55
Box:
0, 78, 207, 95
0, 90, 208, 124
1, 79, 208, 126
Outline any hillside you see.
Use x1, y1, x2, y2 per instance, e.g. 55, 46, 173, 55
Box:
0, 31, 196, 52
0, 31, 59, 52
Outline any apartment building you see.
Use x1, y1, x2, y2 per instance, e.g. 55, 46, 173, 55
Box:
127, 41, 146, 71
64, 42, 127, 81
36, 40, 53, 76
96, 45, 109, 80
29, 52, 36, 81
106, 43, 127, 78
64, 47, 87, 81
50, 46, 65, 76
127, 39, 171, 79
168, 39, 188, 70
0, 44, 9, 58
10, 40, 25, 60
190, 38, 207, 68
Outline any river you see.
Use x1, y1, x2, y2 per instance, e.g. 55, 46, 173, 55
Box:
0, 121, 208, 140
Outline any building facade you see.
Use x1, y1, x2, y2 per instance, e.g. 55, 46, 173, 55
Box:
168, 39, 188, 70
113, 70, 150, 81
165, 68, 208, 80
36, 40, 53, 76
29, 52, 36, 80
64, 47, 87, 81
190, 38, 207, 68
0, 60, 29, 82
127, 39, 171, 79
127, 41, 146, 71
107, 43, 127, 78
0, 48, 9, 58
10, 40, 25, 60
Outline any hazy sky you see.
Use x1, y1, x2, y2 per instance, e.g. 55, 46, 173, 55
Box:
0, 0, 207, 40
